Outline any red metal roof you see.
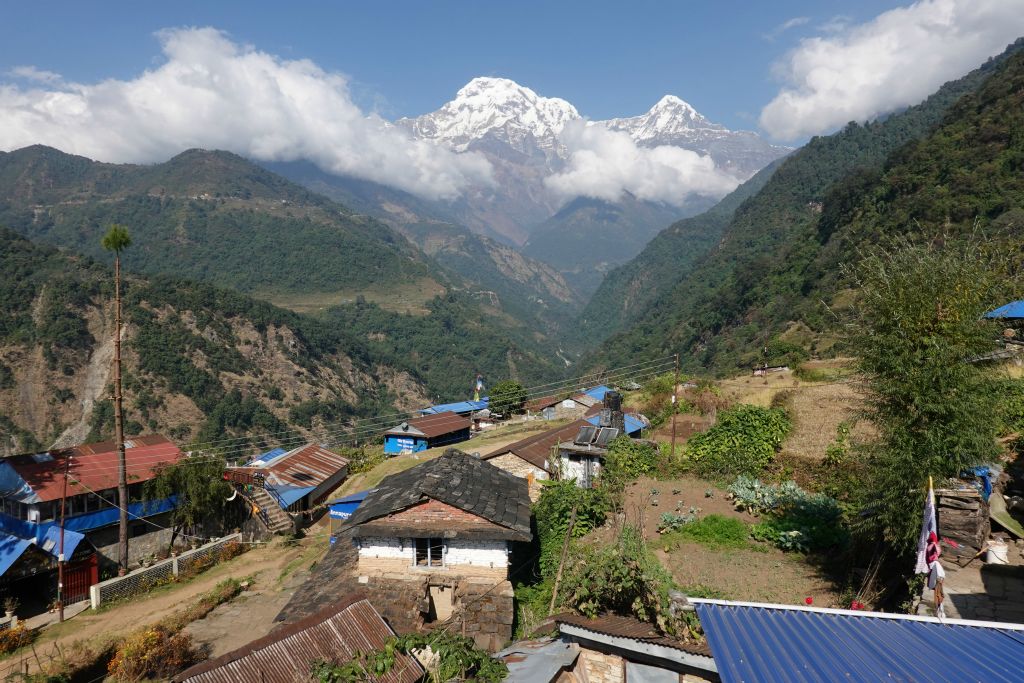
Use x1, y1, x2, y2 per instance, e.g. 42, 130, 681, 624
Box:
263, 443, 349, 489
174, 593, 422, 683
385, 411, 472, 439
6, 434, 184, 502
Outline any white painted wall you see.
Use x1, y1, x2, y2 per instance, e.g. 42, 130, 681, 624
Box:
446, 540, 509, 568
359, 537, 412, 561
560, 453, 601, 488
358, 537, 508, 568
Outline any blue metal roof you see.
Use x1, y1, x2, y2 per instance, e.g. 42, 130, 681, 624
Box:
419, 398, 489, 415
245, 447, 288, 467
586, 413, 647, 435
327, 490, 372, 506
694, 599, 1024, 683
985, 300, 1024, 319
273, 485, 316, 508
0, 534, 32, 577
582, 385, 612, 401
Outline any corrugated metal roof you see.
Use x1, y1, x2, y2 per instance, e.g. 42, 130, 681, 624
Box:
175, 593, 421, 683
585, 413, 648, 435
582, 385, 612, 401
555, 613, 711, 657
0, 534, 32, 577
694, 599, 1024, 683
327, 489, 372, 506
263, 443, 349, 490
0, 434, 183, 503
483, 419, 589, 471
385, 411, 471, 439
986, 300, 1024, 319
419, 398, 489, 415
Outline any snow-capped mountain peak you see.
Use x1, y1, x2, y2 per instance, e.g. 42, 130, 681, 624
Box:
603, 95, 722, 144
398, 77, 580, 154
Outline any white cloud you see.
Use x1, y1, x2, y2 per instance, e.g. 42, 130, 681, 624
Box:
544, 121, 740, 207
764, 16, 810, 41
760, 0, 1024, 140
0, 27, 491, 200
8, 66, 63, 84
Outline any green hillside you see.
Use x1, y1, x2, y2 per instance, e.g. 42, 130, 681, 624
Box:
589, 39, 1024, 373
576, 158, 783, 343
522, 194, 704, 296
0, 146, 440, 297
267, 160, 586, 342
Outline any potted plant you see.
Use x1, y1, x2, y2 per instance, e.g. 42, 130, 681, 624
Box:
3, 597, 17, 618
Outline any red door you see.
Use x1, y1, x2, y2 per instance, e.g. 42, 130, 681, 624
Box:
64, 554, 98, 605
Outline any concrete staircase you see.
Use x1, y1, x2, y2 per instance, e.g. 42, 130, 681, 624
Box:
248, 488, 296, 535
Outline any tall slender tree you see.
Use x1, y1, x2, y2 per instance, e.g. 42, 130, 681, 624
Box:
101, 224, 131, 574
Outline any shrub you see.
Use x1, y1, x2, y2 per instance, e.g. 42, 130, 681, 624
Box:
490, 380, 527, 416
686, 405, 791, 476
107, 627, 200, 681
534, 480, 611, 576
0, 624, 36, 655
729, 476, 847, 552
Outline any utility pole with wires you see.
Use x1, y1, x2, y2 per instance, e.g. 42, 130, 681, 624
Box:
670, 353, 680, 460
57, 453, 71, 623
101, 224, 131, 576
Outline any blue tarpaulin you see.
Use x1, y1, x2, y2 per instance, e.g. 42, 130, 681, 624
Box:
985, 300, 1024, 319
694, 599, 1024, 683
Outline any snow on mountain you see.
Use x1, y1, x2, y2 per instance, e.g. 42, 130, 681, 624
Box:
601, 95, 724, 144
397, 77, 580, 157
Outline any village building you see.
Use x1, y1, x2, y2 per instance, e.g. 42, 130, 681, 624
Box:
418, 399, 488, 417
0, 435, 184, 610
226, 443, 349, 535
383, 411, 472, 455
558, 391, 639, 489
277, 449, 532, 651
482, 419, 588, 500
527, 385, 613, 421
174, 592, 422, 683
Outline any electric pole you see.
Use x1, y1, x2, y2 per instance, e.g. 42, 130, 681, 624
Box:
102, 225, 131, 575
671, 353, 680, 460
57, 453, 71, 622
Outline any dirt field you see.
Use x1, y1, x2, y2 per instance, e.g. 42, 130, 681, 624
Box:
5, 530, 331, 678
621, 476, 844, 607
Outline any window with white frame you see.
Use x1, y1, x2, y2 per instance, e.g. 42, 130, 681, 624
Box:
413, 537, 444, 567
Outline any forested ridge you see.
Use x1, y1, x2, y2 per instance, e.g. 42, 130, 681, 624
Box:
587, 38, 1024, 373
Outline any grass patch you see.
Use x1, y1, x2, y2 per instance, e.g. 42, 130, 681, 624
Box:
679, 584, 731, 600
663, 514, 750, 550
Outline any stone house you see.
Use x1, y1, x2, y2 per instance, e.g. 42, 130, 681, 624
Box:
482, 419, 589, 500
339, 448, 532, 650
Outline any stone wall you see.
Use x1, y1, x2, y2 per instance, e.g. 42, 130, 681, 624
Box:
355, 575, 515, 652
488, 453, 548, 501
576, 647, 625, 683
87, 511, 186, 571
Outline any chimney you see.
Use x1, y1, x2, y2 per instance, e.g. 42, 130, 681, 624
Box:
605, 391, 625, 434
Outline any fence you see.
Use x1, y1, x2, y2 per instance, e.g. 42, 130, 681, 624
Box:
89, 533, 242, 609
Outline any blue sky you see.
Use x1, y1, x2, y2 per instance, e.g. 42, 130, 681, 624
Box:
1, 0, 906, 128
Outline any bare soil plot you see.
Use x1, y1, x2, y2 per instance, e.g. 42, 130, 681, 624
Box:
621, 476, 844, 607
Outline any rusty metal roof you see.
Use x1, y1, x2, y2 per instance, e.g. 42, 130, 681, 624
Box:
482, 419, 588, 471
555, 613, 712, 657
1, 434, 184, 503
263, 443, 349, 490
385, 411, 471, 439
174, 593, 422, 683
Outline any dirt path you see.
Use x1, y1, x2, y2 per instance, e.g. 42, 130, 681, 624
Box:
7, 532, 329, 678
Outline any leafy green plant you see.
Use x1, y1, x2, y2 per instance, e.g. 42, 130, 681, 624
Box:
729, 476, 847, 552
663, 514, 749, 550
686, 404, 791, 476
534, 480, 611, 577
657, 512, 697, 534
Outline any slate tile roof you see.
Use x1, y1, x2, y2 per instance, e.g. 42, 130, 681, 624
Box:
344, 448, 531, 542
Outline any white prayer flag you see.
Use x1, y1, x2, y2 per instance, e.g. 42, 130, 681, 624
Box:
914, 478, 936, 574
